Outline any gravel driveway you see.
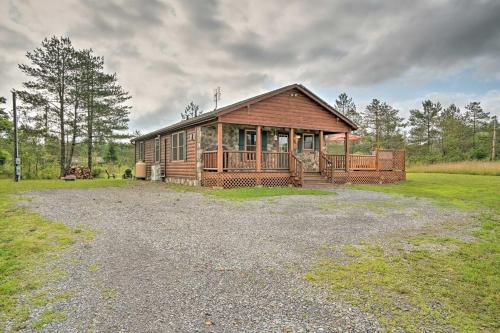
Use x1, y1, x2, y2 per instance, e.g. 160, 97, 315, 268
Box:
24, 184, 466, 332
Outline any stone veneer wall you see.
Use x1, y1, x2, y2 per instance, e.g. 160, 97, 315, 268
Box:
200, 125, 280, 152
297, 151, 319, 172
165, 176, 199, 186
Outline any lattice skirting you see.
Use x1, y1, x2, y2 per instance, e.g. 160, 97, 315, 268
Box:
333, 171, 405, 184
202, 172, 292, 188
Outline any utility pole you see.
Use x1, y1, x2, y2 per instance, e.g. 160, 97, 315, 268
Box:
12, 91, 20, 181
492, 116, 497, 161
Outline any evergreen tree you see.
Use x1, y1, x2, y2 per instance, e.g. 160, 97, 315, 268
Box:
408, 100, 441, 153
18, 36, 77, 177
438, 104, 464, 160
105, 142, 118, 163
379, 103, 405, 149
464, 101, 490, 149
335, 93, 361, 126
362, 99, 404, 149
0, 97, 10, 139
77, 49, 131, 171
181, 101, 201, 120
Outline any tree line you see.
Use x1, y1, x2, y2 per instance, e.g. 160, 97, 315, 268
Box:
334, 93, 498, 163
0, 36, 132, 178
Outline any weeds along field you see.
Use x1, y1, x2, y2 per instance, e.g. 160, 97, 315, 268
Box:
407, 160, 500, 176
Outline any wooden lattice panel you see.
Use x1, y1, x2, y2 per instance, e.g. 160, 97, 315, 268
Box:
202, 172, 291, 188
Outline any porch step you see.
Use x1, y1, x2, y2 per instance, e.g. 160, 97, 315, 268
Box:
302, 172, 334, 188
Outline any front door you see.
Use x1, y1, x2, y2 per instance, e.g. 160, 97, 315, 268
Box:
278, 133, 289, 169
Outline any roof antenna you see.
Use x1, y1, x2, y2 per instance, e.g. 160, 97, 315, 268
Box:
213, 87, 221, 110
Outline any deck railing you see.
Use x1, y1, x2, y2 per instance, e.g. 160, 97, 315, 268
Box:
262, 152, 289, 170
203, 151, 218, 170
349, 154, 377, 170
320, 152, 334, 182
291, 154, 304, 186
202, 149, 404, 172
327, 155, 346, 169
223, 151, 256, 170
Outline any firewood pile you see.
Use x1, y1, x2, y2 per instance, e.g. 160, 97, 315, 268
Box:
66, 166, 91, 179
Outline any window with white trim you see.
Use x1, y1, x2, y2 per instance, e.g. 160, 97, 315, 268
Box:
171, 131, 186, 161
139, 141, 145, 161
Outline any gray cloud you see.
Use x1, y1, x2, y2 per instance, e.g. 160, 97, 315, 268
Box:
0, 25, 32, 50
1, 0, 499, 133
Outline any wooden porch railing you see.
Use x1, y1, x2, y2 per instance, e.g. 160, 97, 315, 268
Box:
291, 154, 304, 186
223, 151, 256, 170
320, 152, 334, 182
327, 155, 346, 169
349, 154, 377, 170
203, 151, 218, 170
262, 152, 289, 170
202, 149, 404, 173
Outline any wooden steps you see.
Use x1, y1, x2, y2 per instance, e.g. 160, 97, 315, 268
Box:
302, 172, 334, 188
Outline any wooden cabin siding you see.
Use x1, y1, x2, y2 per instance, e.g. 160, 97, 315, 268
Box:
164, 127, 197, 179
219, 88, 350, 132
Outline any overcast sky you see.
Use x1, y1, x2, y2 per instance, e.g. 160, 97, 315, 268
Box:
1, 0, 500, 133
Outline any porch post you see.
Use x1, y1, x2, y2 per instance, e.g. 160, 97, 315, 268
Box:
289, 128, 294, 172
319, 130, 324, 171
344, 132, 349, 172
256, 125, 262, 172
217, 122, 223, 172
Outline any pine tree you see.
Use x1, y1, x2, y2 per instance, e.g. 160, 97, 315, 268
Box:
78, 49, 131, 171
363, 99, 383, 148
181, 102, 201, 120
362, 99, 404, 149
438, 104, 463, 159
335, 93, 361, 124
464, 101, 490, 149
106, 142, 118, 163
0, 97, 10, 138
379, 103, 405, 149
18, 36, 77, 177
408, 100, 441, 153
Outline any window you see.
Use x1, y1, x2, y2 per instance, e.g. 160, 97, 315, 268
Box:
278, 134, 289, 152
245, 129, 256, 160
245, 130, 256, 151
171, 131, 186, 161
139, 141, 145, 161
154, 137, 160, 163
303, 134, 314, 150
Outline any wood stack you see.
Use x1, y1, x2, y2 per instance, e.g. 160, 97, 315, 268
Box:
67, 166, 91, 179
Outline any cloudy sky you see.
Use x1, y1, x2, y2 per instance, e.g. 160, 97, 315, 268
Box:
1, 0, 500, 133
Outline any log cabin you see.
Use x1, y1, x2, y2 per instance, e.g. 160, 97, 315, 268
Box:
132, 84, 405, 188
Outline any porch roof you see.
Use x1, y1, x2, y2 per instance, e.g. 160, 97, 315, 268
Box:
132, 83, 358, 142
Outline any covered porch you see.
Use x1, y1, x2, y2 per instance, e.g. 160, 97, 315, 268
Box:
200, 122, 405, 187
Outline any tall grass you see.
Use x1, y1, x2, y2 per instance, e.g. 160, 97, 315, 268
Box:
407, 160, 500, 176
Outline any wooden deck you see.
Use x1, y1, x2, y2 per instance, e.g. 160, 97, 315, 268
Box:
201, 149, 405, 188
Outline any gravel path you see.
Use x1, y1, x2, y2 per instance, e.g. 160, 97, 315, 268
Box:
24, 184, 467, 332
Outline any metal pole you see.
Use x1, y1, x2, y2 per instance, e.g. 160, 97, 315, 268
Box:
12, 91, 20, 182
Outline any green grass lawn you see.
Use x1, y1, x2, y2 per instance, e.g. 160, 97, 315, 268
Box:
163, 183, 335, 200
0, 178, 132, 330
355, 173, 500, 209
208, 186, 334, 200
306, 173, 500, 332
